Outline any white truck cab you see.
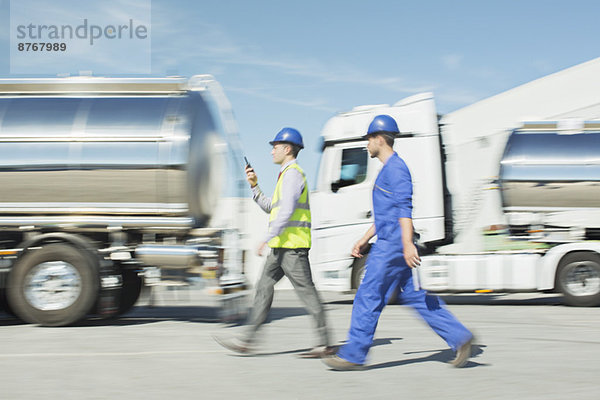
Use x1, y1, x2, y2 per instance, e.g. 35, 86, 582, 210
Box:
310, 93, 447, 291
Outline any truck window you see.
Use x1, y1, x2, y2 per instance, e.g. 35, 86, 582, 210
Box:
332, 147, 368, 191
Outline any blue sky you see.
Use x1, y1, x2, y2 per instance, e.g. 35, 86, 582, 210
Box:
1, 0, 599, 195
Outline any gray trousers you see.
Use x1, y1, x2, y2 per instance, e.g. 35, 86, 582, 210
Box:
242, 248, 329, 347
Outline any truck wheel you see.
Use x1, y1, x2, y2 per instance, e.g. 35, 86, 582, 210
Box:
118, 269, 142, 316
351, 257, 367, 290
7, 243, 99, 326
556, 252, 600, 307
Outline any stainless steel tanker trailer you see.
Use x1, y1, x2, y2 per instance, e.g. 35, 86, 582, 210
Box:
416, 121, 600, 306
0, 75, 247, 326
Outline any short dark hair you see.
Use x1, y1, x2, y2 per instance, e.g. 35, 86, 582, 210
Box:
377, 133, 394, 147
280, 142, 300, 158
290, 144, 301, 158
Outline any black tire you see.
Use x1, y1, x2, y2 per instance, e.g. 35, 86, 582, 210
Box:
7, 243, 99, 326
556, 252, 600, 307
351, 256, 367, 290
118, 268, 143, 316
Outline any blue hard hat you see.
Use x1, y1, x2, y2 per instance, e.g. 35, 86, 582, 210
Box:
269, 127, 304, 149
365, 114, 400, 138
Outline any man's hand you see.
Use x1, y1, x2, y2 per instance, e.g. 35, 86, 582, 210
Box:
257, 241, 268, 257
245, 166, 258, 188
352, 225, 375, 258
351, 237, 370, 258
403, 242, 421, 269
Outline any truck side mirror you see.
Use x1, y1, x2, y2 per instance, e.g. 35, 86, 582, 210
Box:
331, 179, 356, 193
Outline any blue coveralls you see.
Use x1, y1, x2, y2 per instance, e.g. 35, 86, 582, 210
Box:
337, 152, 472, 365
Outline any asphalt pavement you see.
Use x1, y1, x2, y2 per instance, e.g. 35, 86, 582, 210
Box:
0, 288, 599, 400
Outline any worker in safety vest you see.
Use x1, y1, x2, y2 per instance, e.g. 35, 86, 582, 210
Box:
215, 127, 332, 358
322, 115, 473, 371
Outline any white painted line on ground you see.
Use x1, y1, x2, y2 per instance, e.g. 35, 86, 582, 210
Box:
0, 350, 224, 358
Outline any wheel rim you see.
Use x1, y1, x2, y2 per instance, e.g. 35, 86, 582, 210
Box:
563, 261, 600, 297
24, 261, 82, 311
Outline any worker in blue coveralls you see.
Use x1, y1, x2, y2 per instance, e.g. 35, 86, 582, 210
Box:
322, 114, 473, 371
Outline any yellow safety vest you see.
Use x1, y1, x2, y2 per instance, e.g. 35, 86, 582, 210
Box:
268, 163, 311, 248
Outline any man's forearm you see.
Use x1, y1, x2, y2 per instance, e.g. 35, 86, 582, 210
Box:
251, 185, 272, 213
399, 217, 413, 245
362, 224, 376, 242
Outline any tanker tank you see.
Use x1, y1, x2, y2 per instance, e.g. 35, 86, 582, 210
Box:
0, 76, 248, 327
499, 125, 600, 211
0, 77, 226, 229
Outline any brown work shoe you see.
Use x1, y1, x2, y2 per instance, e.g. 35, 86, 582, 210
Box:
449, 336, 473, 368
297, 346, 336, 359
213, 335, 253, 355
321, 355, 364, 371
